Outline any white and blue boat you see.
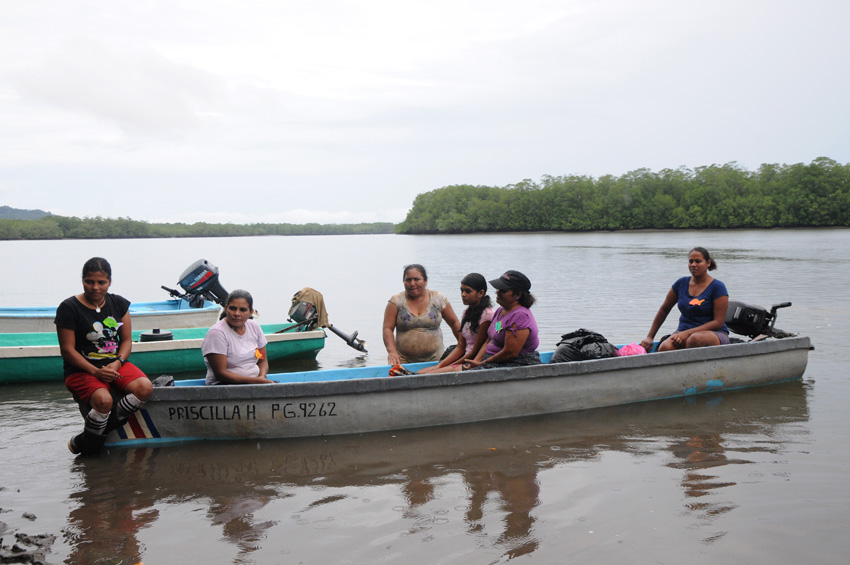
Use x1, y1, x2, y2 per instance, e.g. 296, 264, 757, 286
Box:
106, 336, 811, 448
0, 298, 220, 334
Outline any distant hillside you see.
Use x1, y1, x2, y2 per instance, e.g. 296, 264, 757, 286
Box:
0, 206, 51, 220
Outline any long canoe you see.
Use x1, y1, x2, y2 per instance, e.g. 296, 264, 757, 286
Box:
105, 336, 811, 448
101, 379, 810, 493
0, 298, 220, 333
0, 323, 325, 384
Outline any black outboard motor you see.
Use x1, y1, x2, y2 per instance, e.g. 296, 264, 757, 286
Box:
726, 301, 792, 339
162, 259, 229, 308
288, 296, 368, 353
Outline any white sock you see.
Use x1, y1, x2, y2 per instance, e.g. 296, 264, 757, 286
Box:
116, 393, 145, 420
84, 409, 111, 435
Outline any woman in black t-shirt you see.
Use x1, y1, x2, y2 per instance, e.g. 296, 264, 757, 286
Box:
55, 257, 152, 455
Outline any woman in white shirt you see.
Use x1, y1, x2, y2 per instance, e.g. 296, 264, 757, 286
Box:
202, 289, 273, 385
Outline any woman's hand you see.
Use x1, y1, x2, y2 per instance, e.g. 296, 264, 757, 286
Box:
383, 302, 401, 366
639, 336, 654, 351
670, 331, 690, 348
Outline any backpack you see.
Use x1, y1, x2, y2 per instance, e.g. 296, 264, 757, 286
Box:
552, 328, 618, 363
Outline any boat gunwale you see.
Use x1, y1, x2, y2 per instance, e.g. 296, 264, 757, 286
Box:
0, 327, 325, 359
0, 298, 219, 318
156, 336, 811, 402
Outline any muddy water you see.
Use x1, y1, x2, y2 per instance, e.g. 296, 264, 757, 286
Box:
0, 229, 848, 564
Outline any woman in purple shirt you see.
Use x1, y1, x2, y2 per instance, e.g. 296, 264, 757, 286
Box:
465, 270, 540, 369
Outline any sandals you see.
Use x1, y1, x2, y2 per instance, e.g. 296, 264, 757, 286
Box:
388, 364, 414, 376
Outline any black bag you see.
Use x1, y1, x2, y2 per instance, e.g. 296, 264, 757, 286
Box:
552, 328, 618, 363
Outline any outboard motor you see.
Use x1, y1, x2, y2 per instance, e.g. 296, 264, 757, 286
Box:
288, 301, 318, 330
726, 301, 792, 339
289, 290, 368, 353
162, 259, 229, 307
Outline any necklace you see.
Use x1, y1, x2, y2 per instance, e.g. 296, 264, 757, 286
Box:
84, 295, 106, 313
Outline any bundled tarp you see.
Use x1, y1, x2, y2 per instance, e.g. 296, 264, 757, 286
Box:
551, 328, 618, 363
290, 287, 330, 328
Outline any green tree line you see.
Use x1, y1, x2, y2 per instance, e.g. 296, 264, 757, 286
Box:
397, 157, 850, 233
0, 216, 396, 240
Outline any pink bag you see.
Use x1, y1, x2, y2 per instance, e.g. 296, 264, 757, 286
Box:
615, 343, 647, 356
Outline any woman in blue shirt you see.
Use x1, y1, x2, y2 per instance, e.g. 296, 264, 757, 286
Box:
640, 247, 730, 352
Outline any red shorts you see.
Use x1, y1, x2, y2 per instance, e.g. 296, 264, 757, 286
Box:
65, 362, 148, 404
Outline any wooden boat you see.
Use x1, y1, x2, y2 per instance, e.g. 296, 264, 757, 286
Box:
105, 336, 811, 448
0, 298, 220, 333
0, 323, 325, 384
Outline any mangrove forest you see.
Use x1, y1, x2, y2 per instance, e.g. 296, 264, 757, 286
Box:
0, 216, 396, 240
3, 157, 848, 240
396, 157, 850, 233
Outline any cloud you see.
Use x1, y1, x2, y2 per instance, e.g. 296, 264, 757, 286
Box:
0, 0, 848, 224
11, 38, 220, 135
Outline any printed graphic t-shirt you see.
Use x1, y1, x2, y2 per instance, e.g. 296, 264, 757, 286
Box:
54, 293, 130, 378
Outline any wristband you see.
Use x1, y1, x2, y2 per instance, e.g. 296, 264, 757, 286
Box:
117, 356, 126, 365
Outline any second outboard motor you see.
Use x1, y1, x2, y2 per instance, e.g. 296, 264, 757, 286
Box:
726, 300, 792, 339
288, 288, 368, 353
726, 301, 768, 338
162, 259, 229, 307
288, 301, 318, 330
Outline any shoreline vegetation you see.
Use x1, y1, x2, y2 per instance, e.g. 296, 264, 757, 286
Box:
398, 157, 850, 234
0, 218, 397, 240
2, 158, 848, 240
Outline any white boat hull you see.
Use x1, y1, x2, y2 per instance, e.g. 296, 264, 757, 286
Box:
107, 337, 811, 446
0, 299, 220, 333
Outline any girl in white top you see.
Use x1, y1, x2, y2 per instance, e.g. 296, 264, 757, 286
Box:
202, 289, 272, 385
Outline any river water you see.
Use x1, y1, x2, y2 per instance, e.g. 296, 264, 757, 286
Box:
1, 229, 848, 564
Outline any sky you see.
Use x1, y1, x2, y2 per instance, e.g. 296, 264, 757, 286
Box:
1, 0, 848, 225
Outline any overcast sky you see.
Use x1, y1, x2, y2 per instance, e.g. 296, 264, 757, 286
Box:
1, 1, 847, 225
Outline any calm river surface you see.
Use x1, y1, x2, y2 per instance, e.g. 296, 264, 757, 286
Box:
1, 229, 848, 564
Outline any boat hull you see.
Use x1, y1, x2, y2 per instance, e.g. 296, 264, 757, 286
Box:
0, 324, 325, 384
0, 299, 220, 333
107, 336, 811, 447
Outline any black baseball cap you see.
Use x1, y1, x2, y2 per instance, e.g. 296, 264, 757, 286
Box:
489, 270, 531, 293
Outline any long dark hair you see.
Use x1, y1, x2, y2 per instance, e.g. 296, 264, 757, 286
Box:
459, 273, 492, 334
516, 292, 536, 308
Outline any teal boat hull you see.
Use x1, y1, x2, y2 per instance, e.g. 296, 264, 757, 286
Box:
0, 323, 325, 384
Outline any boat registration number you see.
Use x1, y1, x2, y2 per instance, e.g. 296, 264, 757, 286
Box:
272, 402, 338, 419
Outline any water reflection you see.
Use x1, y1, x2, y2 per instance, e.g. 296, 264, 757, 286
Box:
65, 450, 158, 565
464, 469, 540, 558
62, 381, 809, 562
658, 386, 812, 545
668, 432, 737, 543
